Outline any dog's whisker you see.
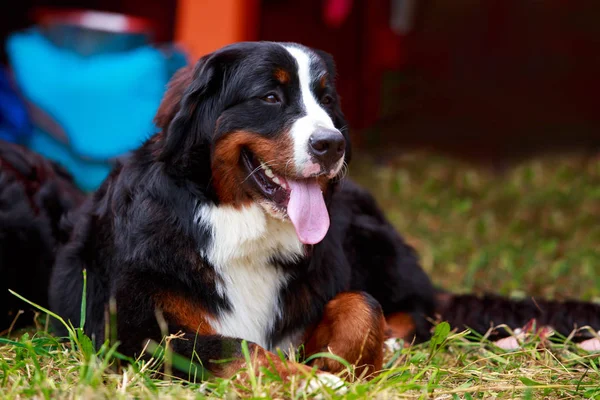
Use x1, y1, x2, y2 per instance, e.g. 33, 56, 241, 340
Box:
241, 158, 282, 183
338, 161, 349, 181
284, 159, 294, 177
241, 165, 264, 183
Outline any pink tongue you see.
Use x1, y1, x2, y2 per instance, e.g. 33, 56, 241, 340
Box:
286, 179, 330, 245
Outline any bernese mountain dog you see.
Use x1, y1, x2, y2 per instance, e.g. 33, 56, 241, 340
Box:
0, 41, 593, 382
48, 41, 436, 380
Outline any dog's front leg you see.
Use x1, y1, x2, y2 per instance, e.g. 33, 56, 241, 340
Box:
302, 291, 386, 379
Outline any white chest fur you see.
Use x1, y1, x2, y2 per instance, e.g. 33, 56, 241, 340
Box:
195, 203, 304, 349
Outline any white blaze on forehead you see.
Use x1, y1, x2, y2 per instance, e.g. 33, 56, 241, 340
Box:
284, 45, 336, 175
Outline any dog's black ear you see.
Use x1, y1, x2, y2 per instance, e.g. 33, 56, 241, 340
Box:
313, 49, 351, 164
157, 51, 230, 164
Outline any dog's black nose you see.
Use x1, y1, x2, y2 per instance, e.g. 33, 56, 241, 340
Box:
308, 129, 345, 169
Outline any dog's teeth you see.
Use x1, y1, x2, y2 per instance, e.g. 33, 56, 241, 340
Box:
258, 161, 286, 188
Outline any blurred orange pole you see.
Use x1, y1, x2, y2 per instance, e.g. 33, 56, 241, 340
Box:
175, 0, 259, 61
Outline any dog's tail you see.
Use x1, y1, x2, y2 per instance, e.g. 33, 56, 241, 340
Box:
0, 139, 85, 330
434, 290, 600, 345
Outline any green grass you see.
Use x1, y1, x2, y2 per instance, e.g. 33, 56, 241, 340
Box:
351, 151, 600, 301
2, 151, 600, 399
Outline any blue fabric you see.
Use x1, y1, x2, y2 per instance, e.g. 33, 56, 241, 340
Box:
28, 128, 114, 191
6, 29, 187, 190
0, 67, 31, 144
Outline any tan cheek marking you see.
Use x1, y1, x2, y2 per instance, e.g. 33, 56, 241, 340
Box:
245, 132, 295, 174
211, 133, 250, 205
211, 131, 295, 206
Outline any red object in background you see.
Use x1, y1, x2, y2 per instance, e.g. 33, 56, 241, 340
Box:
32, 8, 157, 56
261, 0, 361, 131
4, 0, 598, 159
1, 0, 177, 62
33, 8, 155, 35
381, 0, 600, 159
323, 0, 353, 28
174, 0, 259, 61
262, 0, 600, 158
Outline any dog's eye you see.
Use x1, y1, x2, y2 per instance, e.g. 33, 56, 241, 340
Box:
261, 93, 281, 104
321, 95, 333, 106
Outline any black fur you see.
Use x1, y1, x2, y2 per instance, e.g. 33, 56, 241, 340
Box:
439, 293, 600, 341
0, 140, 83, 331
47, 43, 600, 373
158, 42, 350, 197
1, 42, 598, 379
47, 42, 434, 373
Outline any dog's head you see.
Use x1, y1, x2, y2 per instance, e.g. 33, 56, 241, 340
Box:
154, 42, 350, 245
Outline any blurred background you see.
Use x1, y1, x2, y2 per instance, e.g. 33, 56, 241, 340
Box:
1, 1, 598, 298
